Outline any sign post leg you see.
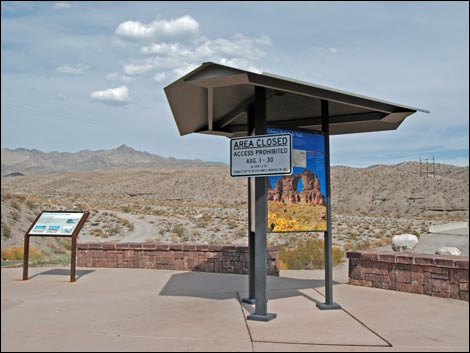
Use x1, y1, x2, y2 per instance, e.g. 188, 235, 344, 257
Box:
71, 235, 77, 282
23, 234, 30, 280
247, 86, 276, 321
317, 99, 341, 310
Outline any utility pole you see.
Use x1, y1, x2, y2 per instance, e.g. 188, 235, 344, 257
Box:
419, 157, 422, 177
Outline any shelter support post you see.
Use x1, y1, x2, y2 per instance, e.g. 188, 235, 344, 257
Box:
317, 99, 341, 310
247, 86, 276, 321
242, 177, 256, 304
242, 104, 256, 305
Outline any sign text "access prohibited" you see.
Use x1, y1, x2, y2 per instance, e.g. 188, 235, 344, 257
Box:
230, 134, 292, 177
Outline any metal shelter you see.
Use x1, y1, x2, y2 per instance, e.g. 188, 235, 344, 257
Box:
164, 62, 429, 321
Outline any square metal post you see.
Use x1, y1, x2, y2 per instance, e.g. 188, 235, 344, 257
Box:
317, 100, 341, 310
247, 86, 276, 321
71, 235, 77, 282
22, 234, 30, 280
242, 105, 256, 305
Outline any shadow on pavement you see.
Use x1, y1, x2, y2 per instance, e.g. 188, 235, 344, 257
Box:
159, 271, 337, 302
28, 268, 95, 280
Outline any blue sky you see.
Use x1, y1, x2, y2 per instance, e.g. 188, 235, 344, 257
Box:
1, 1, 468, 166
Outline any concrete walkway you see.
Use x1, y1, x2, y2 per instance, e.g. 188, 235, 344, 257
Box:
2, 266, 468, 352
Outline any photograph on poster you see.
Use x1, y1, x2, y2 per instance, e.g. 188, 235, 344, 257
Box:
267, 127, 327, 232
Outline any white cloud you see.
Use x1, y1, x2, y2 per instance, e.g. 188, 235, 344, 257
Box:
115, 20, 155, 38
90, 86, 130, 105
217, 58, 262, 73
115, 15, 199, 39
153, 72, 167, 83
194, 34, 270, 61
57, 64, 89, 75
106, 72, 140, 83
122, 62, 155, 76
141, 42, 190, 56
124, 32, 271, 80
52, 1, 71, 9
172, 64, 198, 77
153, 15, 199, 36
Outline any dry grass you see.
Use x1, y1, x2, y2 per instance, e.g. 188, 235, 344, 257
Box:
2, 246, 44, 261
279, 237, 343, 270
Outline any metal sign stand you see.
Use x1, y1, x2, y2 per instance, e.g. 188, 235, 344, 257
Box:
317, 100, 341, 310
244, 86, 277, 321
23, 211, 89, 283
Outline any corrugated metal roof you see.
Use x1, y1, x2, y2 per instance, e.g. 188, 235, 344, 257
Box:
164, 62, 429, 137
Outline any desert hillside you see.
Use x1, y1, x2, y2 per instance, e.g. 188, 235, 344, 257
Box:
1, 146, 468, 261
331, 162, 469, 218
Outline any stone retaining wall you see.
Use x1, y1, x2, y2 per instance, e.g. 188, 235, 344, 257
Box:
77, 243, 279, 276
347, 250, 468, 301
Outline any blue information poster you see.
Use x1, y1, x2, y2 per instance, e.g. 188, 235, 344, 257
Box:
267, 127, 327, 232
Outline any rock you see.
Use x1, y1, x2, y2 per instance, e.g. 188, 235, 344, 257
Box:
267, 168, 325, 205
435, 247, 462, 256
391, 234, 419, 252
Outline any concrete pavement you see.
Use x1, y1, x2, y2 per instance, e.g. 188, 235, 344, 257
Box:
2, 265, 468, 352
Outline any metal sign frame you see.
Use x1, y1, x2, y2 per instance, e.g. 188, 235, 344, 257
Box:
230, 133, 292, 177
23, 210, 89, 282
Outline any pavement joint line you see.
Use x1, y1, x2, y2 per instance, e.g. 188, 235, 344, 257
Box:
3, 328, 247, 343
251, 340, 392, 347
236, 292, 255, 352
235, 289, 392, 349
311, 287, 393, 348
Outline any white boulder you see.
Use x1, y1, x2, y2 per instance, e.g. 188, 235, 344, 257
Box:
391, 234, 419, 252
435, 247, 462, 256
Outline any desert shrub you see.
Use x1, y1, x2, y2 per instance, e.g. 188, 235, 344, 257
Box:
400, 229, 421, 238
343, 239, 372, 251
172, 224, 185, 237
108, 225, 120, 236
1, 246, 44, 261
10, 200, 21, 210
121, 205, 132, 213
280, 238, 343, 270
120, 218, 134, 230
1, 222, 12, 237
10, 210, 21, 221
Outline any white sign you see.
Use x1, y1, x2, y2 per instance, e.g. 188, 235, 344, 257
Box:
29, 212, 85, 236
230, 134, 292, 177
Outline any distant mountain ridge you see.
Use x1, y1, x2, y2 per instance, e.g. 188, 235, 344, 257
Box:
1, 145, 226, 176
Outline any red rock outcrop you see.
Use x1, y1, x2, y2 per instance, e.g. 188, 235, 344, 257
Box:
268, 169, 325, 205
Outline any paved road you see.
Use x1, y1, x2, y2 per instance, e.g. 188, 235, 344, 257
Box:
415, 230, 469, 256
113, 211, 159, 243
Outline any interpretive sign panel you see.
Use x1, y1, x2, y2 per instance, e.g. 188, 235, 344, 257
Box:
29, 211, 86, 236
267, 128, 327, 232
24, 211, 89, 282
230, 134, 292, 177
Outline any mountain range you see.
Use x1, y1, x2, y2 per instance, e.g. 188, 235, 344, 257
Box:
1, 145, 225, 176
